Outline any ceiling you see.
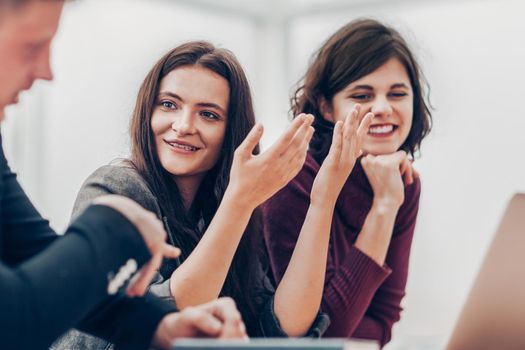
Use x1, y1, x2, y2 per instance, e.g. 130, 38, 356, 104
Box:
169, 0, 411, 21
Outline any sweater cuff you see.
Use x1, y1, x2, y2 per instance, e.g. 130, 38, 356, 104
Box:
258, 297, 288, 337
68, 205, 151, 290
148, 272, 177, 305
259, 297, 331, 338
340, 246, 391, 298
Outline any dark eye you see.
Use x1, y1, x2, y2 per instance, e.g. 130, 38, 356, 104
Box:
201, 111, 220, 121
160, 101, 176, 110
389, 91, 408, 98
350, 94, 371, 101
25, 41, 46, 54
23, 46, 41, 60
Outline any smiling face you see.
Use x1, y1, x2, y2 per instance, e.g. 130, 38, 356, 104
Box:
322, 57, 414, 155
151, 65, 229, 184
0, 1, 63, 119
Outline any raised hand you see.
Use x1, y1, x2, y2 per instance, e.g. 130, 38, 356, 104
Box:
91, 195, 180, 297
226, 114, 315, 210
311, 104, 373, 204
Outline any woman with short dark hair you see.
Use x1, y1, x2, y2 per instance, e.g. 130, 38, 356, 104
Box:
263, 18, 433, 347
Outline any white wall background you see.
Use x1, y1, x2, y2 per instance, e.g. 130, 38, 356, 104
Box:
4, 0, 259, 225
3, 0, 525, 348
289, 1, 525, 348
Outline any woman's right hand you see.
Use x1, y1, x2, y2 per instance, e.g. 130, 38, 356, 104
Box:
311, 104, 373, 204
360, 151, 415, 210
226, 114, 315, 210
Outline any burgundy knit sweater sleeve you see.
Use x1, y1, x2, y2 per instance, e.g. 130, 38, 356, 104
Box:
333, 175, 421, 346
262, 154, 421, 347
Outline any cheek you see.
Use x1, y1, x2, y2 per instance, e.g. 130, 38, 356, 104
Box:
333, 100, 359, 122
205, 126, 226, 156
150, 115, 161, 135
150, 113, 169, 137
398, 99, 413, 129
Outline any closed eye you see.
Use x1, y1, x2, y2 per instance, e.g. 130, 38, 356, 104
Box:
350, 93, 372, 101
389, 91, 408, 98
24, 42, 47, 59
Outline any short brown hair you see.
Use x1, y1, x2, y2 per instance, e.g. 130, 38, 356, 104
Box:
292, 18, 433, 160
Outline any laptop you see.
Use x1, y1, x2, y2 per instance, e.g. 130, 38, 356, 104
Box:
446, 193, 525, 350
173, 338, 379, 350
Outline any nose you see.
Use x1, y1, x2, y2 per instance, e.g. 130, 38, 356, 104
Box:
172, 110, 196, 135
371, 94, 393, 118
32, 45, 54, 82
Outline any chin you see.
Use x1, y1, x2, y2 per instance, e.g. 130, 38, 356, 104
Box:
163, 166, 191, 177
363, 144, 400, 156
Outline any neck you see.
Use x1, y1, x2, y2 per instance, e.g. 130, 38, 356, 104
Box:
174, 174, 205, 211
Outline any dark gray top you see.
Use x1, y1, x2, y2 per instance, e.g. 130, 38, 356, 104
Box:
52, 162, 329, 349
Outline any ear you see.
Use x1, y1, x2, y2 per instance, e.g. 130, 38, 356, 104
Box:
319, 97, 334, 122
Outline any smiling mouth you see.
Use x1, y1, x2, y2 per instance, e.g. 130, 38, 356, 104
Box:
368, 124, 397, 135
164, 140, 200, 152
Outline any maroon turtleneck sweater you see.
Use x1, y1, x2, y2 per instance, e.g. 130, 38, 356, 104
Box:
262, 152, 421, 347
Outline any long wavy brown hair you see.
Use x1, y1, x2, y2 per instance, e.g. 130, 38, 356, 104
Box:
129, 41, 269, 335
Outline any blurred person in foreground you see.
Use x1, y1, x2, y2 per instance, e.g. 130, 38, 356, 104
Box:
0, 1, 246, 349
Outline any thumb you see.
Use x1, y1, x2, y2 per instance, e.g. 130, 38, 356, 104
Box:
188, 309, 223, 336
391, 150, 408, 165
235, 124, 264, 160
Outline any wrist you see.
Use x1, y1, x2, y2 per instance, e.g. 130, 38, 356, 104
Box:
310, 191, 338, 208
222, 186, 257, 212
372, 197, 401, 215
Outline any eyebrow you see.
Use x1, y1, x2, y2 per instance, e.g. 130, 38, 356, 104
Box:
349, 83, 410, 91
158, 91, 227, 115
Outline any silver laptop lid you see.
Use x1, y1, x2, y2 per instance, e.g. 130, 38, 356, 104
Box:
447, 193, 525, 350
172, 338, 379, 350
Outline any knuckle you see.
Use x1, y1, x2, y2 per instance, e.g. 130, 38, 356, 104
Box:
233, 148, 243, 158
218, 297, 238, 311
183, 306, 198, 317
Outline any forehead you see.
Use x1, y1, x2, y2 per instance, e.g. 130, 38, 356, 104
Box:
350, 58, 411, 87
159, 66, 230, 105
0, 1, 63, 43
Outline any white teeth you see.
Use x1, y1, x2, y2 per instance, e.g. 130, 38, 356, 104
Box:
169, 142, 197, 151
369, 125, 394, 134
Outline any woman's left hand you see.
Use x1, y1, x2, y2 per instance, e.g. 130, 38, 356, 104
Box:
311, 105, 373, 204
226, 114, 315, 210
